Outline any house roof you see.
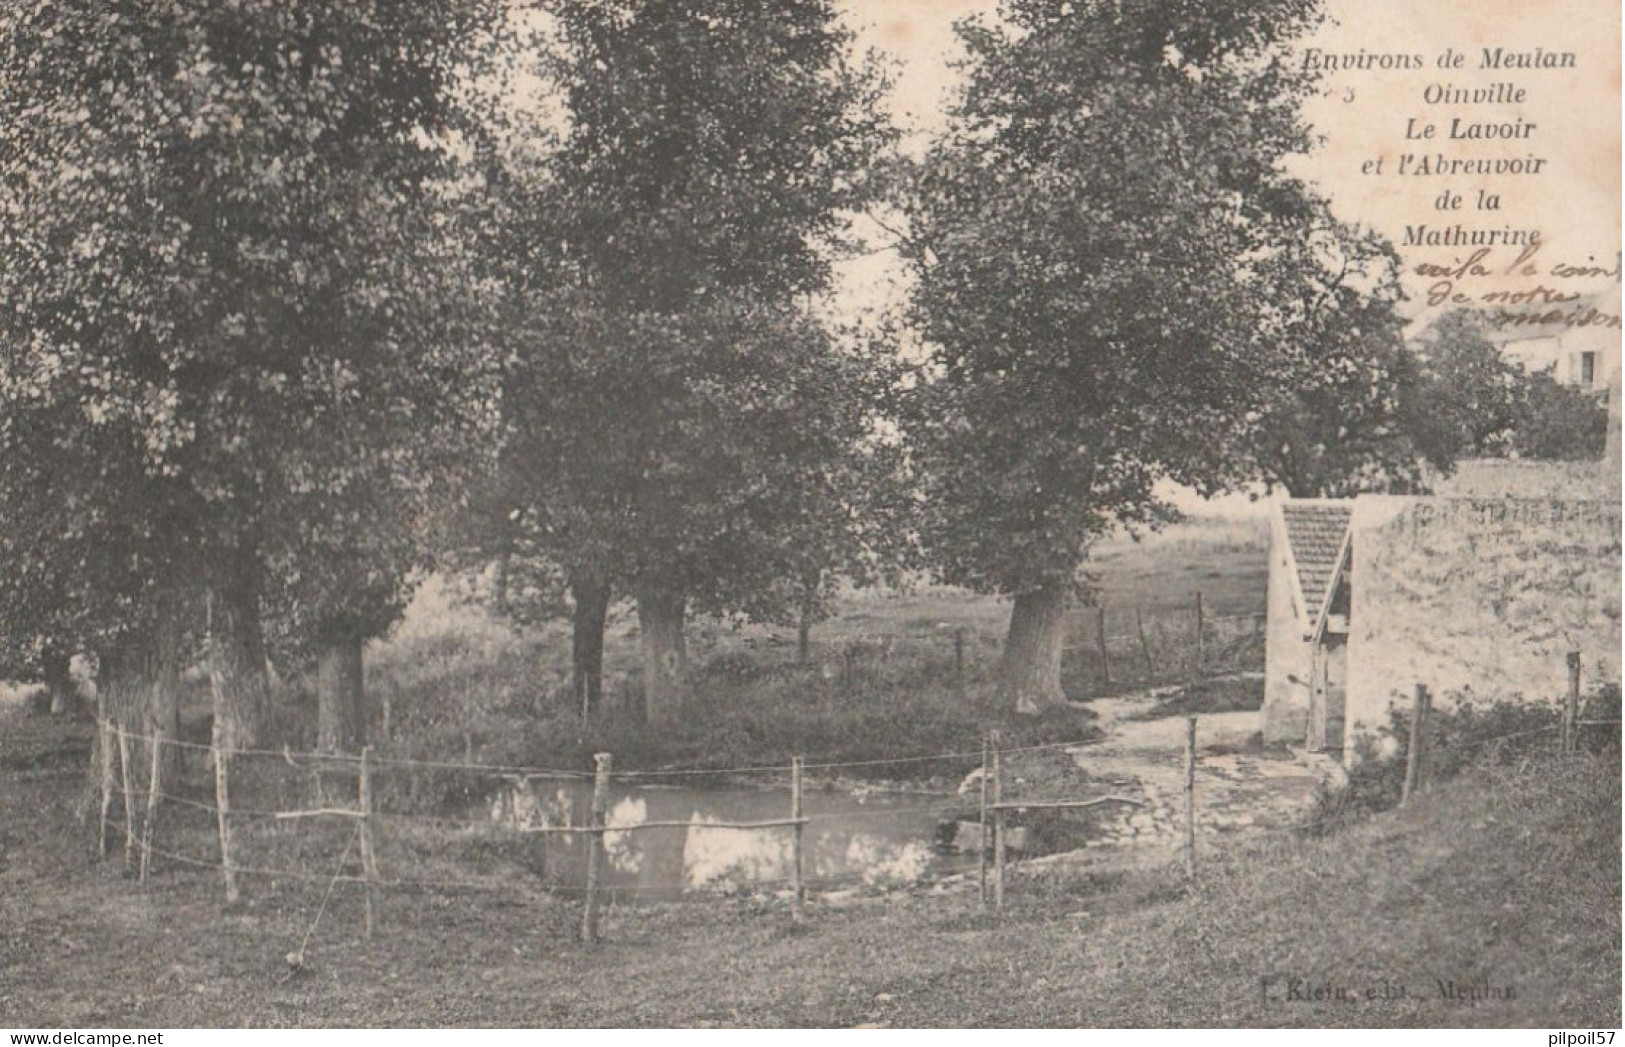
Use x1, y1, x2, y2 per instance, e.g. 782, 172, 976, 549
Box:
1280, 501, 1353, 628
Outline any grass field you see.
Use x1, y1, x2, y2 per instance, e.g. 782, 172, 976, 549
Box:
1, 708, 1615, 1028
353, 510, 1271, 777
21, 510, 1266, 781
3, 509, 1616, 1028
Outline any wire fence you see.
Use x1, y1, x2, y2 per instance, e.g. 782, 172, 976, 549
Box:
713, 594, 1266, 699
86, 660, 1620, 948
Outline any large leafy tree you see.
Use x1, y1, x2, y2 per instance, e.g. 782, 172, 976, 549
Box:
1408, 310, 1523, 460
1245, 233, 1451, 498
495, 292, 902, 728
902, 0, 1430, 712
484, 0, 898, 728
1406, 309, 1610, 463
0, 0, 504, 749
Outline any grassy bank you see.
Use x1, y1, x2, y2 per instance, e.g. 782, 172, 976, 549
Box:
2, 706, 1615, 1027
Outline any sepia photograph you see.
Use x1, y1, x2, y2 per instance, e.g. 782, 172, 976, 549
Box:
0, 0, 1618, 1034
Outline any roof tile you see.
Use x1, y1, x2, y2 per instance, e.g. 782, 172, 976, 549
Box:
1281, 502, 1353, 625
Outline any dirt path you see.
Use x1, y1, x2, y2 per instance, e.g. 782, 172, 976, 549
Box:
1047, 680, 1338, 861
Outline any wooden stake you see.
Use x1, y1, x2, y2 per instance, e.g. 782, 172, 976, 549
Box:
211, 727, 238, 903
991, 731, 1005, 912
581, 752, 612, 944
1193, 591, 1205, 679
140, 729, 162, 884
97, 719, 114, 860
117, 724, 136, 873
1564, 651, 1581, 754
1417, 686, 1433, 793
977, 735, 990, 907
358, 745, 379, 939
1097, 606, 1111, 687
1401, 684, 1428, 806
953, 629, 966, 690
790, 756, 805, 924
1136, 607, 1154, 679
1182, 717, 1197, 880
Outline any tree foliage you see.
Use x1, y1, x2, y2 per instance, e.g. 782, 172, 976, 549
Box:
476, 0, 901, 724
0, 0, 505, 744
1407, 310, 1609, 463
901, 0, 1425, 708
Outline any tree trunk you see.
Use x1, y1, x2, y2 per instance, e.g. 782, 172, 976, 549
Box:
144, 602, 185, 779
316, 634, 367, 754
999, 583, 1070, 714
796, 568, 822, 664
637, 586, 688, 731
492, 552, 510, 615
571, 575, 611, 720
43, 646, 77, 716
207, 559, 270, 752
797, 612, 812, 665
81, 652, 114, 825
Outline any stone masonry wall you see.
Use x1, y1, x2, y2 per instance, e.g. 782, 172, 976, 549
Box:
1262, 518, 1312, 745
1344, 496, 1622, 757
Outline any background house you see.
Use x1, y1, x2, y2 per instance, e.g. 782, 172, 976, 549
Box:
1490, 285, 1622, 397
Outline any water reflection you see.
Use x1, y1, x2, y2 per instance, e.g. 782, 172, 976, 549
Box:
488, 776, 971, 897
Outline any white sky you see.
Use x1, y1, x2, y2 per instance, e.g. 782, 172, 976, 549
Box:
831, 0, 1622, 326
828, 0, 1620, 515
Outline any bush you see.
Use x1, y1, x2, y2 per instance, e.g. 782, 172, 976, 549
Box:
1306, 690, 1595, 829
1580, 683, 1621, 756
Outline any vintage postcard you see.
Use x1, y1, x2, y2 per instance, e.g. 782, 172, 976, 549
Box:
0, 0, 1618, 1036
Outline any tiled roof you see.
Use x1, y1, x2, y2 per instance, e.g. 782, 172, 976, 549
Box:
1280, 501, 1353, 626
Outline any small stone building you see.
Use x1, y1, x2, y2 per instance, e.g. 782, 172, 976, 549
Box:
1263, 469, 1621, 763
1262, 500, 1353, 751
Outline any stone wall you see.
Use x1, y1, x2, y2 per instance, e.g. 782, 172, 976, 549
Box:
1429, 458, 1619, 501
1344, 496, 1622, 757
1262, 516, 1312, 744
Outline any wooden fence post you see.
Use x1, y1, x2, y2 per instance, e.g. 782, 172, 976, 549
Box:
1135, 607, 1154, 679
1193, 591, 1205, 680
1418, 686, 1434, 793
791, 756, 805, 925
117, 724, 136, 873
1564, 651, 1581, 754
953, 629, 966, 690
1183, 717, 1197, 881
1097, 606, 1111, 687
581, 752, 612, 944
977, 735, 990, 907
1402, 684, 1428, 806
212, 730, 238, 903
991, 730, 1005, 913
140, 730, 162, 884
97, 719, 114, 860
359, 746, 379, 939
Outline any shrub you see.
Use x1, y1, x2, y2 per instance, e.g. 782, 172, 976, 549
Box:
1306, 690, 1594, 829
1579, 683, 1621, 756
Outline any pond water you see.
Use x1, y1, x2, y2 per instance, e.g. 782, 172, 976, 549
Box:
486, 776, 981, 899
